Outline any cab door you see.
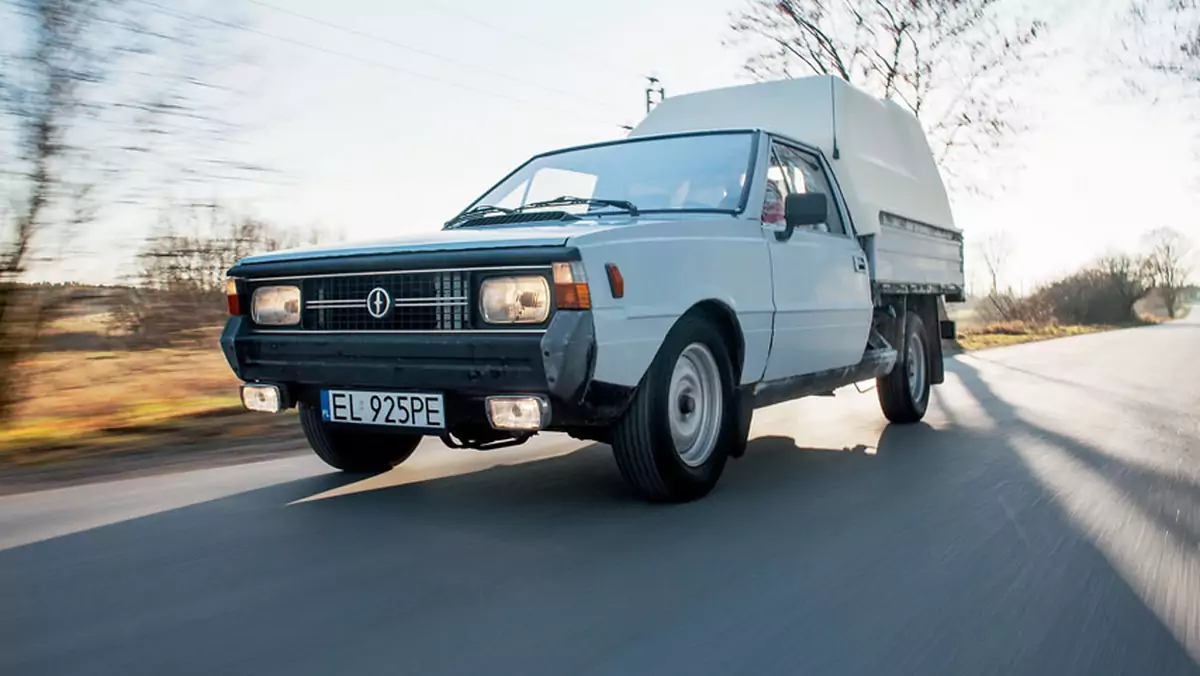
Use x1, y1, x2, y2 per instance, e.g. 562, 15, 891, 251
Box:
760, 140, 872, 381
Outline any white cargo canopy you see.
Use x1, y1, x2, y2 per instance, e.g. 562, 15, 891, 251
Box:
629, 76, 957, 240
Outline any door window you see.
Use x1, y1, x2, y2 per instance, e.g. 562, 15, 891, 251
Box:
762, 148, 788, 225
767, 143, 847, 236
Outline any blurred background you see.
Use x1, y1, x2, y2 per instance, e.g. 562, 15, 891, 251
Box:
1, 0, 1197, 481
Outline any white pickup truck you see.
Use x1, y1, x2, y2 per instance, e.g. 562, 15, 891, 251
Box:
222, 76, 965, 502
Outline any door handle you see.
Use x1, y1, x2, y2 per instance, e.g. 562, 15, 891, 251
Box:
853, 256, 868, 273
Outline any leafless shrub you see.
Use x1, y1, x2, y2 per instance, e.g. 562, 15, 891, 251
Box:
976, 252, 1158, 330
1029, 255, 1153, 326
977, 291, 1055, 326
1141, 227, 1193, 318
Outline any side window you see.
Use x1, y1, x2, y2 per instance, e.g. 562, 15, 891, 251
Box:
771, 143, 847, 236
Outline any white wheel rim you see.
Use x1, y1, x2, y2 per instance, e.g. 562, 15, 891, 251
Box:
907, 332, 926, 402
668, 343, 723, 468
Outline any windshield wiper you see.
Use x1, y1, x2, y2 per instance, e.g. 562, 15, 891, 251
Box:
518, 195, 640, 216
445, 204, 515, 228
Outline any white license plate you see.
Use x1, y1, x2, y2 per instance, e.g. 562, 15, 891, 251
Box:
320, 390, 445, 429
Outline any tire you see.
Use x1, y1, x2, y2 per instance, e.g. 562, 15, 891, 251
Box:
611, 314, 739, 502
298, 402, 422, 473
877, 311, 931, 424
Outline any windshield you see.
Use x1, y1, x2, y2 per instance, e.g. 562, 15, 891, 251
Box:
470, 132, 756, 216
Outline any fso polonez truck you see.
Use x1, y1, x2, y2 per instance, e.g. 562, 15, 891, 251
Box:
222, 76, 965, 502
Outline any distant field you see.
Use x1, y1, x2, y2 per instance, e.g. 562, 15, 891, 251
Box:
18, 336, 234, 420
2, 308, 274, 465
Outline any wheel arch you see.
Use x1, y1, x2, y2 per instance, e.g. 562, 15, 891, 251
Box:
877, 293, 944, 385
680, 299, 745, 382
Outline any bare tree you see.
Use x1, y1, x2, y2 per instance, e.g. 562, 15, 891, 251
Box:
110, 204, 339, 345
977, 228, 1013, 295
0, 0, 260, 420
727, 0, 1047, 191
1128, 0, 1200, 85
1142, 227, 1193, 318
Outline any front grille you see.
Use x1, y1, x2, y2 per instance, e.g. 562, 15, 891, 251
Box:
300, 270, 470, 332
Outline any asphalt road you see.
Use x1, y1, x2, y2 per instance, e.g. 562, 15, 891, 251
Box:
3, 311, 1199, 676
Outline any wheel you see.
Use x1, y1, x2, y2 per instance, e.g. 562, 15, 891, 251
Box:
611, 315, 739, 502
877, 311, 931, 424
298, 402, 422, 472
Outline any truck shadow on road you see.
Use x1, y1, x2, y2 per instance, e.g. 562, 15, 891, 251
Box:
295, 434, 899, 515
952, 359, 1200, 553
302, 417, 960, 513
947, 358, 1200, 667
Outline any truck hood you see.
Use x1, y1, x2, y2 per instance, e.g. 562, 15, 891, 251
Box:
238, 223, 614, 265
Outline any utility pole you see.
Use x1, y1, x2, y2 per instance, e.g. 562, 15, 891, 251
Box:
645, 76, 665, 113
619, 77, 665, 131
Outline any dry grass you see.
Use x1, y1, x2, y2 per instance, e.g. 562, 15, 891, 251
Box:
14, 340, 237, 419
955, 323, 1114, 351
1, 321, 252, 463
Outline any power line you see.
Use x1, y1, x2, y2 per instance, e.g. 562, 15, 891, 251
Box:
422, 0, 650, 81
130, 0, 628, 131
237, 0, 627, 113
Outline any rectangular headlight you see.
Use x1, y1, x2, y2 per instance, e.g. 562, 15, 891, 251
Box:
251, 285, 301, 326
480, 276, 550, 324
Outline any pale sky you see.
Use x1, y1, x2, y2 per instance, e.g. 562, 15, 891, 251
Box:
29, 0, 1200, 290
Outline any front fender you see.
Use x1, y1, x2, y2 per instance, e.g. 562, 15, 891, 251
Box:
573, 220, 774, 388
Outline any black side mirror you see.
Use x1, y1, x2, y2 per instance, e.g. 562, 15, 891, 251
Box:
783, 192, 828, 236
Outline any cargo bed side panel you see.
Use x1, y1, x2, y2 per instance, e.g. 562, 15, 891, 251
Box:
873, 216, 965, 290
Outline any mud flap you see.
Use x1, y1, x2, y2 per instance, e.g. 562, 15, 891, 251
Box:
930, 297, 948, 385
728, 386, 754, 459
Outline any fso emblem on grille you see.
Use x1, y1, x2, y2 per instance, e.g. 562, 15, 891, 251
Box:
366, 287, 392, 319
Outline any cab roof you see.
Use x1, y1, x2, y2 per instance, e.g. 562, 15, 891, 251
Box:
629, 76, 957, 237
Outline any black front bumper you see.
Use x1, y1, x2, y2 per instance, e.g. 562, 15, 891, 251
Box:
221, 311, 631, 430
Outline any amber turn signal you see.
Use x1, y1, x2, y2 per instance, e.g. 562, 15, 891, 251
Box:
226, 278, 244, 316
605, 263, 624, 298
552, 262, 591, 310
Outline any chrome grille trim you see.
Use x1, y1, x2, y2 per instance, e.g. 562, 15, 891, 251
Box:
298, 269, 475, 332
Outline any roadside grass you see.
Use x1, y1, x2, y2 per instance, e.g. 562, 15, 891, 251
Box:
952, 314, 1188, 351
0, 325, 291, 465
955, 323, 1113, 351
14, 341, 237, 417
2, 396, 235, 461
